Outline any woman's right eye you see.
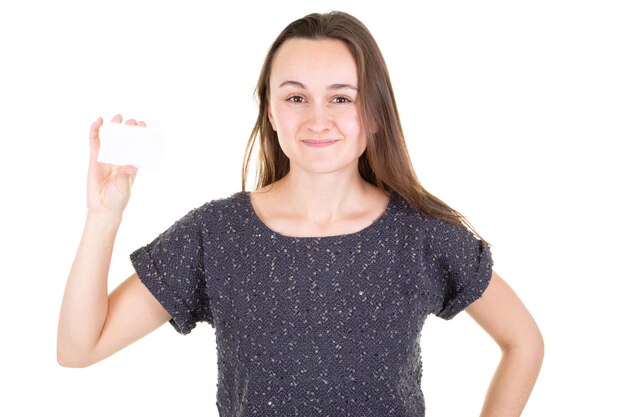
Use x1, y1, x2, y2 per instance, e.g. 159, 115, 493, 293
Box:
287, 95, 304, 103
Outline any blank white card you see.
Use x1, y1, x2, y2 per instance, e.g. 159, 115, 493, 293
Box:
97, 122, 163, 169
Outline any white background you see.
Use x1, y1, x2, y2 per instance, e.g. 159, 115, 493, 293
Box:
1, 0, 624, 416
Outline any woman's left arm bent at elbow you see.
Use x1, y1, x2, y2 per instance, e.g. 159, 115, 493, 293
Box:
465, 271, 544, 417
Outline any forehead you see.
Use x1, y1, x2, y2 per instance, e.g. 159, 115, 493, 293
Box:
270, 38, 358, 87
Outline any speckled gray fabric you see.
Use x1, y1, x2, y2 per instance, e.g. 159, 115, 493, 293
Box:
130, 189, 493, 417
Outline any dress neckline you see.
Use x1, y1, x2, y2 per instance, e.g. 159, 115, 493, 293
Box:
240, 190, 396, 241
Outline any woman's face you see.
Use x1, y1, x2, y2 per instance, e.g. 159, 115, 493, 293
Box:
268, 38, 367, 176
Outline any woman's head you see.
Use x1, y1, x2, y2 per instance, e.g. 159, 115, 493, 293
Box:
243, 11, 407, 190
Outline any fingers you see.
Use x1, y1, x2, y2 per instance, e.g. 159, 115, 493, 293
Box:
118, 165, 139, 189
108, 114, 147, 127
118, 165, 138, 175
123, 119, 147, 127
112, 114, 147, 127
111, 114, 136, 126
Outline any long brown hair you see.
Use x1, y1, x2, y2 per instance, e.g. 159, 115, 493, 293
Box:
241, 11, 488, 243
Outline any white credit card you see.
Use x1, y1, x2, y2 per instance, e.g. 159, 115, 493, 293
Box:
97, 122, 163, 169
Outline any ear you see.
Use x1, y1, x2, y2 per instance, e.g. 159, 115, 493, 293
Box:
267, 106, 277, 131
369, 119, 379, 135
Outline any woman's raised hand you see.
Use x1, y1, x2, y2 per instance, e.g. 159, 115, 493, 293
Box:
87, 114, 146, 215
58, 114, 170, 367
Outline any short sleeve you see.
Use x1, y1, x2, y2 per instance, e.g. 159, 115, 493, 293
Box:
130, 206, 213, 334
428, 219, 494, 320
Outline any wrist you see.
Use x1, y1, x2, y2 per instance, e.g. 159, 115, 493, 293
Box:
83, 211, 123, 246
86, 209, 124, 224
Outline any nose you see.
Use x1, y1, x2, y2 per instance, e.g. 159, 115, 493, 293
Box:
306, 103, 332, 134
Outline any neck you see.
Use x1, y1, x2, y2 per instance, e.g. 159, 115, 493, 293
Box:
274, 168, 375, 225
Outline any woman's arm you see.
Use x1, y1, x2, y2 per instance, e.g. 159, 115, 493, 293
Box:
57, 115, 171, 368
465, 271, 544, 417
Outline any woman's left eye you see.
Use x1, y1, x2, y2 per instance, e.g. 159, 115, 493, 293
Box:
332, 96, 352, 104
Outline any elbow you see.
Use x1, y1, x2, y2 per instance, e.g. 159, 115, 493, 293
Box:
534, 328, 545, 369
527, 324, 544, 364
57, 358, 88, 369
535, 328, 545, 362
57, 351, 90, 368
57, 343, 95, 368
502, 324, 545, 369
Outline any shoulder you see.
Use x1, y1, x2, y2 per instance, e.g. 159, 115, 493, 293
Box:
387, 192, 449, 236
390, 193, 481, 250
164, 192, 249, 235
189, 191, 248, 219
418, 213, 492, 278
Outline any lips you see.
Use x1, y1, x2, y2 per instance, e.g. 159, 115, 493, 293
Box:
302, 140, 338, 143
301, 139, 338, 148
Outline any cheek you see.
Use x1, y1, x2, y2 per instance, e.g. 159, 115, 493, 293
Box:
272, 106, 300, 136
341, 110, 366, 143
271, 107, 299, 156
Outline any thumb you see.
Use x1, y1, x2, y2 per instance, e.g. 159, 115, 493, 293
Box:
89, 117, 103, 164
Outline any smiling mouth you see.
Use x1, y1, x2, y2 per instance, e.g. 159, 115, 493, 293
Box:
301, 140, 338, 144
301, 139, 339, 148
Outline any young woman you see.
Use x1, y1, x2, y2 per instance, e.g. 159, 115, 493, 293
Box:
58, 11, 543, 417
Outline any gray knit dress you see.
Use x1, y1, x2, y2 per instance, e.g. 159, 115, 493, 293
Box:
130, 190, 493, 417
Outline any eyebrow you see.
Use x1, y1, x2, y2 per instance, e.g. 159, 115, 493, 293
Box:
278, 80, 358, 91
